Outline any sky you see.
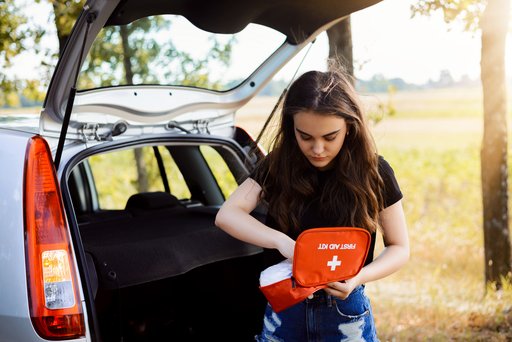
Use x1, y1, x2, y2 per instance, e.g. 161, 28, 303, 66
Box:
5, 0, 512, 86
350, 0, 502, 84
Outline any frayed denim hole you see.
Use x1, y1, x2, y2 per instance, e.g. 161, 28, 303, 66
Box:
333, 299, 369, 319
262, 308, 282, 334
260, 335, 285, 342
338, 318, 366, 342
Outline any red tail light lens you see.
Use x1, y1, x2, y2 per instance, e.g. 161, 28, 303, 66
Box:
24, 136, 85, 339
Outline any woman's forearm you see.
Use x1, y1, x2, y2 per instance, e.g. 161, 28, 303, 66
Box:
357, 244, 409, 284
215, 179, 296, 259
216, 205, 290, 250
356, 199, 410, 284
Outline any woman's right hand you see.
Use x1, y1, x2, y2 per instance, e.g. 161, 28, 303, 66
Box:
275, 234, 296, 260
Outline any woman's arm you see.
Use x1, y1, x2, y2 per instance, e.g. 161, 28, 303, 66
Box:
325, 200, 409, 299
215, 178, 296, 259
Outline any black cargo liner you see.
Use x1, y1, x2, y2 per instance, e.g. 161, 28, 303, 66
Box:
78, 192, 263, 289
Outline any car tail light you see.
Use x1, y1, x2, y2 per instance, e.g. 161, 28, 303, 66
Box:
24, 136, 85, 339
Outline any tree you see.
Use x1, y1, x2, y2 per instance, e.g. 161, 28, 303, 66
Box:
49, 0, 84, 56
480, 0, 511, 289
412, 0, 512, 288
327, 17, 354, 78
327, 17, 396, 123
0, 0, 44, 107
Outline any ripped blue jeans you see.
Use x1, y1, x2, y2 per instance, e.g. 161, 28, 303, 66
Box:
255, 285, 378, 342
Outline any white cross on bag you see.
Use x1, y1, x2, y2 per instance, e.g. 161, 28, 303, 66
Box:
327, 255, 341, 271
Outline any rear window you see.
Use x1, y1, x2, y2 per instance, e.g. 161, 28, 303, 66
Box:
88, 146, 191, 209
84, 143, 243, 210
200, 145, 238, 198
78, 15, 286, 91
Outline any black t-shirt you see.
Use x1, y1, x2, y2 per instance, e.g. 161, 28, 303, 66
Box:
251, 155, 403, 269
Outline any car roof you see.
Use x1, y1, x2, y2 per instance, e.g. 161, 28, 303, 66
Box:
105, 0, 382, 44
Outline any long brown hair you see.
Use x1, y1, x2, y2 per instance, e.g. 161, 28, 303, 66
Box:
253, 68, 384, 233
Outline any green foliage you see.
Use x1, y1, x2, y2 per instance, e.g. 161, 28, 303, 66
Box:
367, 84, 397, 124
411, 0, 485, 31
0, 0, 44, 106
47, 0, 84, 39
172, 36, 236, 90
0, 1, 32, 66
157, 146, 192, 199
22, 79, 46, 103
79, 15, 235, 90
89, 149, 139, 209
1, 2, 234, 107
200, 146, 238, 198
79, 17, 168, 88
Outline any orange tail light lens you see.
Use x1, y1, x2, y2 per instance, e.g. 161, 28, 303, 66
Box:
24, 136, 85, 339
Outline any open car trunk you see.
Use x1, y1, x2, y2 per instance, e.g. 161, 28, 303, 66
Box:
64, 134, 268, 341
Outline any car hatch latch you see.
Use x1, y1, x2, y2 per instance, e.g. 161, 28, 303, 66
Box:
79, 123, 113, 142
194, 119, 210, 134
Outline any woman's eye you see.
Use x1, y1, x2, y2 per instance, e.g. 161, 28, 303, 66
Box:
325, 135, 337, 142
300, 135, 311, 141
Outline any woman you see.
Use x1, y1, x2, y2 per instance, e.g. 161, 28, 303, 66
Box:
215, 68, 409, 341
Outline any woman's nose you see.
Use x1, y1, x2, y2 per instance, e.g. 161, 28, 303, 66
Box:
312, 140, 324, 155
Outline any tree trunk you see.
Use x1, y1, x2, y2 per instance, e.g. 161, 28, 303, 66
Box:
134, 148, 149, 192
120, 25, 149, 192
52, 2, 69, 57
327, 16, 353, 78
480, 0, 512, 288
120, 26, 134, 84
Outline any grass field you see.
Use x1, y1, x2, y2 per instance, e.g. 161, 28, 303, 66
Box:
237, 86, 512, 341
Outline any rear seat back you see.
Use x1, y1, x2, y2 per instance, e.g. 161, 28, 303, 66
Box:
125, 191, 182, 216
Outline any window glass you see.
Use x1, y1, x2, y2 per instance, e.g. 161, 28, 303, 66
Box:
200, 145, 238, 199
78, 15, 285, 91
158, 146, 192, 200
88, 146, 190, 209
89, 149, 139, 209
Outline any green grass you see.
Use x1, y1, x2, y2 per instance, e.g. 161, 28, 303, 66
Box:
361, 87, 487, 119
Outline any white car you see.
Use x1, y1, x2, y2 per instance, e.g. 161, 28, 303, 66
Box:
0, 0, 381, 341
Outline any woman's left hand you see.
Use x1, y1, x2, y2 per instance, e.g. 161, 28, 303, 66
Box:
324, 275, 361, 300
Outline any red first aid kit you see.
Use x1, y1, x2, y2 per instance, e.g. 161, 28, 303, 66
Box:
293, 227, 371, 286
259, 227, 371, 312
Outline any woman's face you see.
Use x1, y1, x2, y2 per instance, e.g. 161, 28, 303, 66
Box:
293, 111, 348, 170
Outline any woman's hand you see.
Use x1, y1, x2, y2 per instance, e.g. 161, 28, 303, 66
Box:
275, 234, 296, 260
324, 275, 361, 300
